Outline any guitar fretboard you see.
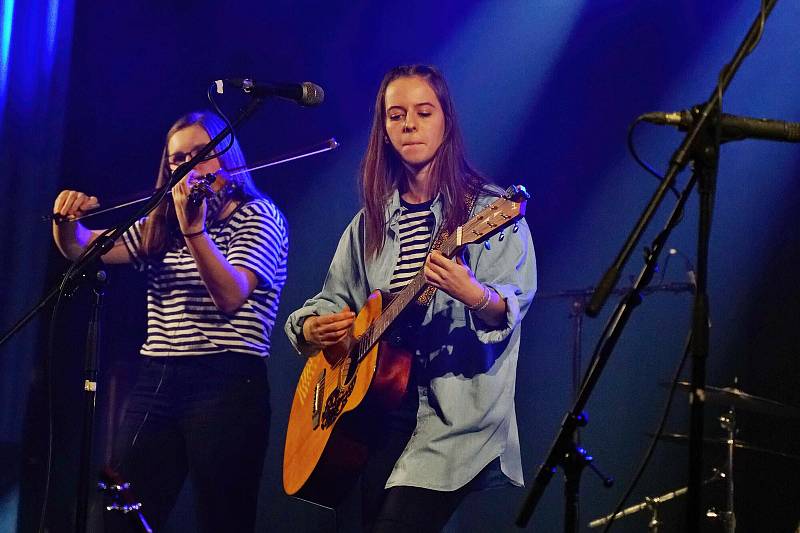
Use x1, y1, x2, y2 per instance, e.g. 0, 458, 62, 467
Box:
355, 236, 458, 363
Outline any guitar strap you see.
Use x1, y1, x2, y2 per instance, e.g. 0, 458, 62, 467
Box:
415, 192, 477, 306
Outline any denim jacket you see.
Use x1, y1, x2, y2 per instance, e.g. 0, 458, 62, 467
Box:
285, 187, 537, 491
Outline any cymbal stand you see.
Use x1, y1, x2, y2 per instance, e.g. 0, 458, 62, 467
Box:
588, 469, 724, 531
647, 496, 663, 533
704, 406, 736, 532
718, 406, 736, 532
570, 298, 585, 402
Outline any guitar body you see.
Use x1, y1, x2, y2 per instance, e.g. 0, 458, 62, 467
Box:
283, 290, 413, 507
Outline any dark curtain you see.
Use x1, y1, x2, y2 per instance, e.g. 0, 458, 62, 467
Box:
0, 0, 75, 530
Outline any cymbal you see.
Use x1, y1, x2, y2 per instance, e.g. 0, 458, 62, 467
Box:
672, 381, 800, 419
651, 432, 800, 462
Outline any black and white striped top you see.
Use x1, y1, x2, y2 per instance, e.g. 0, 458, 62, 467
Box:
121, 198, 289, 358
389, 198, 434, 293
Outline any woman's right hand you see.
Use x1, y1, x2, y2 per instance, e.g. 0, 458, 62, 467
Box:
52, 190, 99, 223
302, 306, 356, 348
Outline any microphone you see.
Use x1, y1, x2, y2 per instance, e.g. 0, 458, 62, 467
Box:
641, 109, 800, 143
215, 78, 324, 107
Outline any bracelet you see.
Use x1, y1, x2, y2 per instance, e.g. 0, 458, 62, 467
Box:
467, 285, 492, 312
182, 228, 206, 239
474, 287, 493, 312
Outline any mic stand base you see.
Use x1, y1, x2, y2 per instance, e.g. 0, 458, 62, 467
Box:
563, 438, 590, 533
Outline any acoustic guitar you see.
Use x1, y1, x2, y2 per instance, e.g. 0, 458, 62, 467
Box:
283, 185, 529, 507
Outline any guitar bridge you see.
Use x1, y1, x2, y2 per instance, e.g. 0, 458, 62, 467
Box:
311, 369, 325, 430
321, 383, 354, 430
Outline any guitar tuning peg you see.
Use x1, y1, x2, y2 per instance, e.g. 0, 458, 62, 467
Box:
498, 231, 505, 241
513, 223, 519, 233
484, 241, 491, 250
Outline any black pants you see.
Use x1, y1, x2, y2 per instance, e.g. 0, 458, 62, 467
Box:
359, 384, 471, 533
107, 353, 270, 533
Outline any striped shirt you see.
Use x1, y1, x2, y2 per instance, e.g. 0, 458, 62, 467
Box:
388, 198, 434, 293
121, 198, 288, 358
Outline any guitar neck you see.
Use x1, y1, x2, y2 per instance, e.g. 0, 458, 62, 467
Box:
355, 235, 458, 362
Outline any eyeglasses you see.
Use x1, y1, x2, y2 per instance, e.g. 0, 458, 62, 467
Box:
167, 144, 214, 167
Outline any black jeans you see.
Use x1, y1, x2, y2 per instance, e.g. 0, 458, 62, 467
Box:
107, 353, 270, 533
359, 377, 472, 533
370, 485, 470, 533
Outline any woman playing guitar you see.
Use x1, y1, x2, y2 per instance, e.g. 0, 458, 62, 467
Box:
284, 65, 537, 532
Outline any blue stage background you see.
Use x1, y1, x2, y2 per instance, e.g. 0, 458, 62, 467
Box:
1, 1, 798, 531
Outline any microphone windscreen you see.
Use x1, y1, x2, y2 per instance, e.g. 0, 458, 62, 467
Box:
301, 82, 325, 106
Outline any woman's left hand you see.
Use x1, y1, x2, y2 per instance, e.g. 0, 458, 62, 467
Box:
172, 171, 208, 234
424, 249, 484, 306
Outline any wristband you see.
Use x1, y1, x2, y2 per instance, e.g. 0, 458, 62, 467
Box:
182, 228, 206, 239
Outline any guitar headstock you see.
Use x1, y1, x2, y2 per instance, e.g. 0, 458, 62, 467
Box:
456, 185, 529, 246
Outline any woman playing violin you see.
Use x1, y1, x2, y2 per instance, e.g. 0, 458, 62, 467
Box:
52, 110, 288, 532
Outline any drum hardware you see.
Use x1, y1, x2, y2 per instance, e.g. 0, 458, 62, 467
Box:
653, 432, 800, 462
588, 469, 724, 532
529, 282, 694, 531
720, 406, 736, 533
656, 379, 800, 532
672, 380, 800, 419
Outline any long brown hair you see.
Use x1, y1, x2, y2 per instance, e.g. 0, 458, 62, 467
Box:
360, 64, 486, 258
139, 111, 262, 257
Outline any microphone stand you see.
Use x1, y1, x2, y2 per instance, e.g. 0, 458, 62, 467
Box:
0, 95, 265, 533
516, 2, 778, 530
535, 282, 692, 532
516, 174, 696, 532
537, 281, 692, 530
